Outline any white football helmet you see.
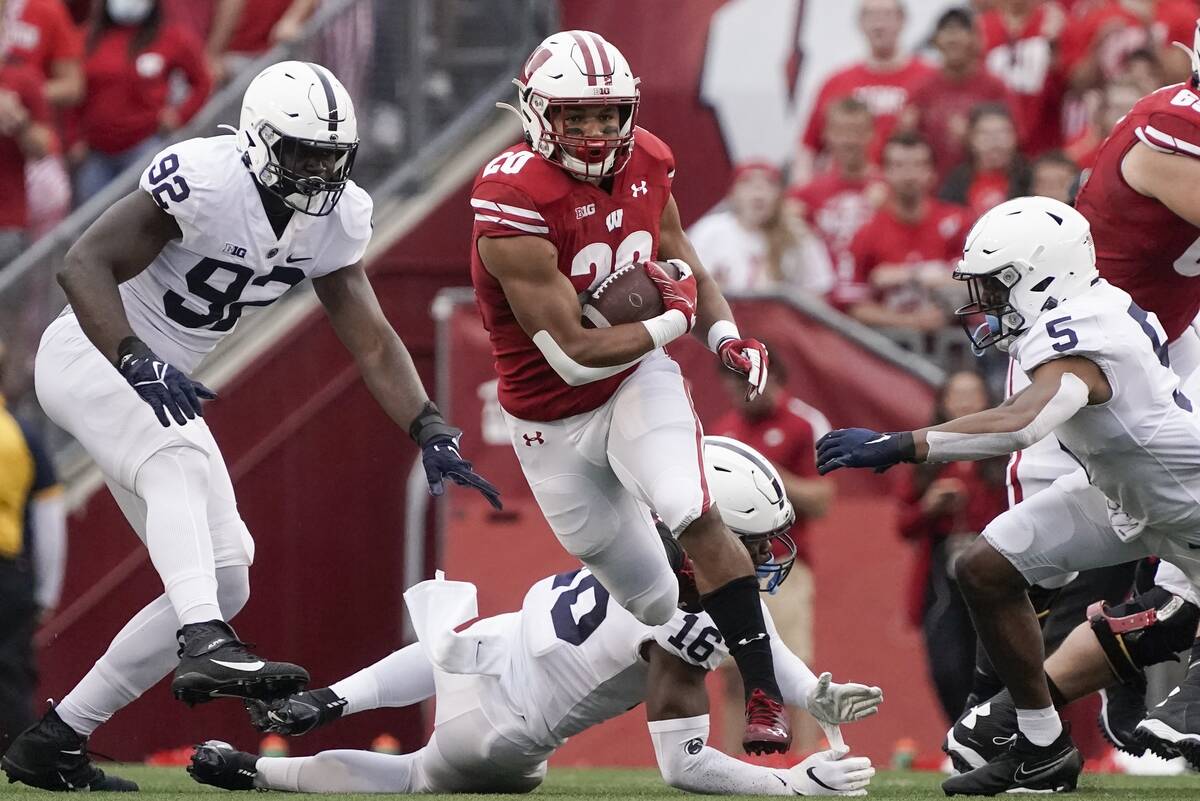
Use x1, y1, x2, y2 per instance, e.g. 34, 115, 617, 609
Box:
235, 61, 358, 216
704, 435, 797, 594
499, 30, 640, 179
954, 196, 1097, 353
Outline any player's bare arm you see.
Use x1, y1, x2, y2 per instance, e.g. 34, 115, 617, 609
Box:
1122, 142, 1200, 227
477, 234, 658, 373
312, 264, 431, 430
314, 263, 501, 508
59, 189, 182, 363
817, 356, 1110, 474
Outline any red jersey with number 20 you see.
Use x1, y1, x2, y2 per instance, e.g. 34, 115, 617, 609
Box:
1075, 83, 1200, 342
470, 127, 675, 422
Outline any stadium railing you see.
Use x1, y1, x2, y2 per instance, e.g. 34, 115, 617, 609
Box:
0, 0, 556, 445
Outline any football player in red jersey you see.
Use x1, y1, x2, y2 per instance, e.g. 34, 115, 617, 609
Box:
469, 30, 790, 755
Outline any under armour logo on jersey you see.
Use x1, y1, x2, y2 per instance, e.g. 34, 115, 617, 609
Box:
522, 432, 544, 446
605, 209, 624, 232
630, 180, 648, 197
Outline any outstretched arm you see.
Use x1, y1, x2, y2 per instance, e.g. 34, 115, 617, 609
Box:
645, 645, 874, 796
817, 357, 1109, 474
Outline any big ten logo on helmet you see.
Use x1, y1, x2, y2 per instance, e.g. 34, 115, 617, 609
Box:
476, 379, 510, 446
570, 230, 653, 291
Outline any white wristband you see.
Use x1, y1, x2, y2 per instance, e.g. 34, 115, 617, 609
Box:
707, 319, 740, 352
642, 309, 689, 350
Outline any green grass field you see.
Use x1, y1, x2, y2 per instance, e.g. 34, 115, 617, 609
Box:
3, 766, 1200, 800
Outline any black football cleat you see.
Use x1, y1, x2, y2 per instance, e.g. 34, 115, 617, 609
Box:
742, 688, 792, 755
0, 707, 138, 791
245, 687, 347, 735
172, 620, 309, 705
1098, 684, 1147, 757
188, 741, 259, 790
942, 727, 1081, 796
1135, 681, 1200, 768
944, 690, 1018, 773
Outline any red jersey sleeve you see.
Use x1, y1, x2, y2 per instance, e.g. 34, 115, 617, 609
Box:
1137, 104, 1200, 159
633, 126, 676, 185
44, 0, 84, 63
471, 180, 552, 241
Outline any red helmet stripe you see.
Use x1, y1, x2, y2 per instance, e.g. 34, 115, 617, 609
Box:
585, 31, 613, 76
569, 30, 599, 86
521, 46, 552, 83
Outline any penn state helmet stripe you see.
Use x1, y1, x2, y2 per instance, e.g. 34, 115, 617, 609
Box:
308, 62, 339, 131
707, 438, 784, 502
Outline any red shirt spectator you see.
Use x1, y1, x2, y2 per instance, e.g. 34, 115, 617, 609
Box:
794, 0, 934, 180
802, 59, 934, 167
840, 133, 968, 331
0, 0, 84, 107
939, 103, 1029, 220
790, 96, 883, 285
979, 0, 1068, 154
225, 0, 313, 55
1059, 0, 1198, 88
78, 20, 210, 155
712, 371, 833, 565
906, 8, 1012, 181
0, 64, 50, 232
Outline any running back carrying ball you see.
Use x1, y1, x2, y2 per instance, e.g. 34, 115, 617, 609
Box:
582, 259, 685, 328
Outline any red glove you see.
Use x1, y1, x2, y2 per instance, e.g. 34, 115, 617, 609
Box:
718, 337, 769, 400
644, 259, 698, 330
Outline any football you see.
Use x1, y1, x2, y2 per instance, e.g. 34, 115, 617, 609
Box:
581, 260, 682, 328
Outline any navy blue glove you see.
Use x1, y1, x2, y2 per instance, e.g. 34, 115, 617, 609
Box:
410, 402, 502, 510
116, 337, 216, 427
815, 428, 916, 475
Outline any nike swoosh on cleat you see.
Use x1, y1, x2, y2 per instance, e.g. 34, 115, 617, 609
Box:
1013, 751, 1073, 783
210, 659, 266, 671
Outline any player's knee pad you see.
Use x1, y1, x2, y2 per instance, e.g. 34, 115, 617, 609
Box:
649, 481, 704, 537
135, 444, 211, 497
624, 572, 679, 626
215, 565, 251, 619
1088, 586, 1200, 688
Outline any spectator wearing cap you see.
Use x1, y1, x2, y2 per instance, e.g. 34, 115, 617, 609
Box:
0, 338, 67, 754
978, 0, 1068, 155
688, 162, 834, 296
71, 0, 211, 203
940, 103, 1029, 221
790, 97, 885, 290
902, 7, 1012, 182
205, 0, 316, 84
1064, 78, 1141, 170
0, 61, 51, 268
838, 133, 969, 333
1029, 150, 1079, 205
895, 368, 1006, 724
794, 0, 934, 184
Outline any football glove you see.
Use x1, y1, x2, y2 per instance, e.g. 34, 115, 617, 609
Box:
116, 337, 215, 427
807, 672, 884, 727
410, 402, 502, 510
815, 428, 916, 475
787, 749, 875, 796
717, 336, 769, 400
644, 259, 698, 330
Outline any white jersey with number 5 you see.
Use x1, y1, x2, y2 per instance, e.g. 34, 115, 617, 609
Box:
121, 135, 372, 374
1009, 280, 1200, 533
494, 566, 729, 752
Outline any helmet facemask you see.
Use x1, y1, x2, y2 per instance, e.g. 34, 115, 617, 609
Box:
954, 263, 1026, 354
254, 120, 358, 216
533, 93, 638, 180
737, 506, 798, 596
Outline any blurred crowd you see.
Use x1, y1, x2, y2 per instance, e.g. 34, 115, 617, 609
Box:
0, 0, 320, 269
689, 0, 1188, 375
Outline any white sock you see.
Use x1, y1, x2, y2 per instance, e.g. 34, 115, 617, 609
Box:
56, 566, 249, 737
135, 447, 221, 625
328, 642, 436, 715
1016, 705, 1062, 747
256, 750, 423, 793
